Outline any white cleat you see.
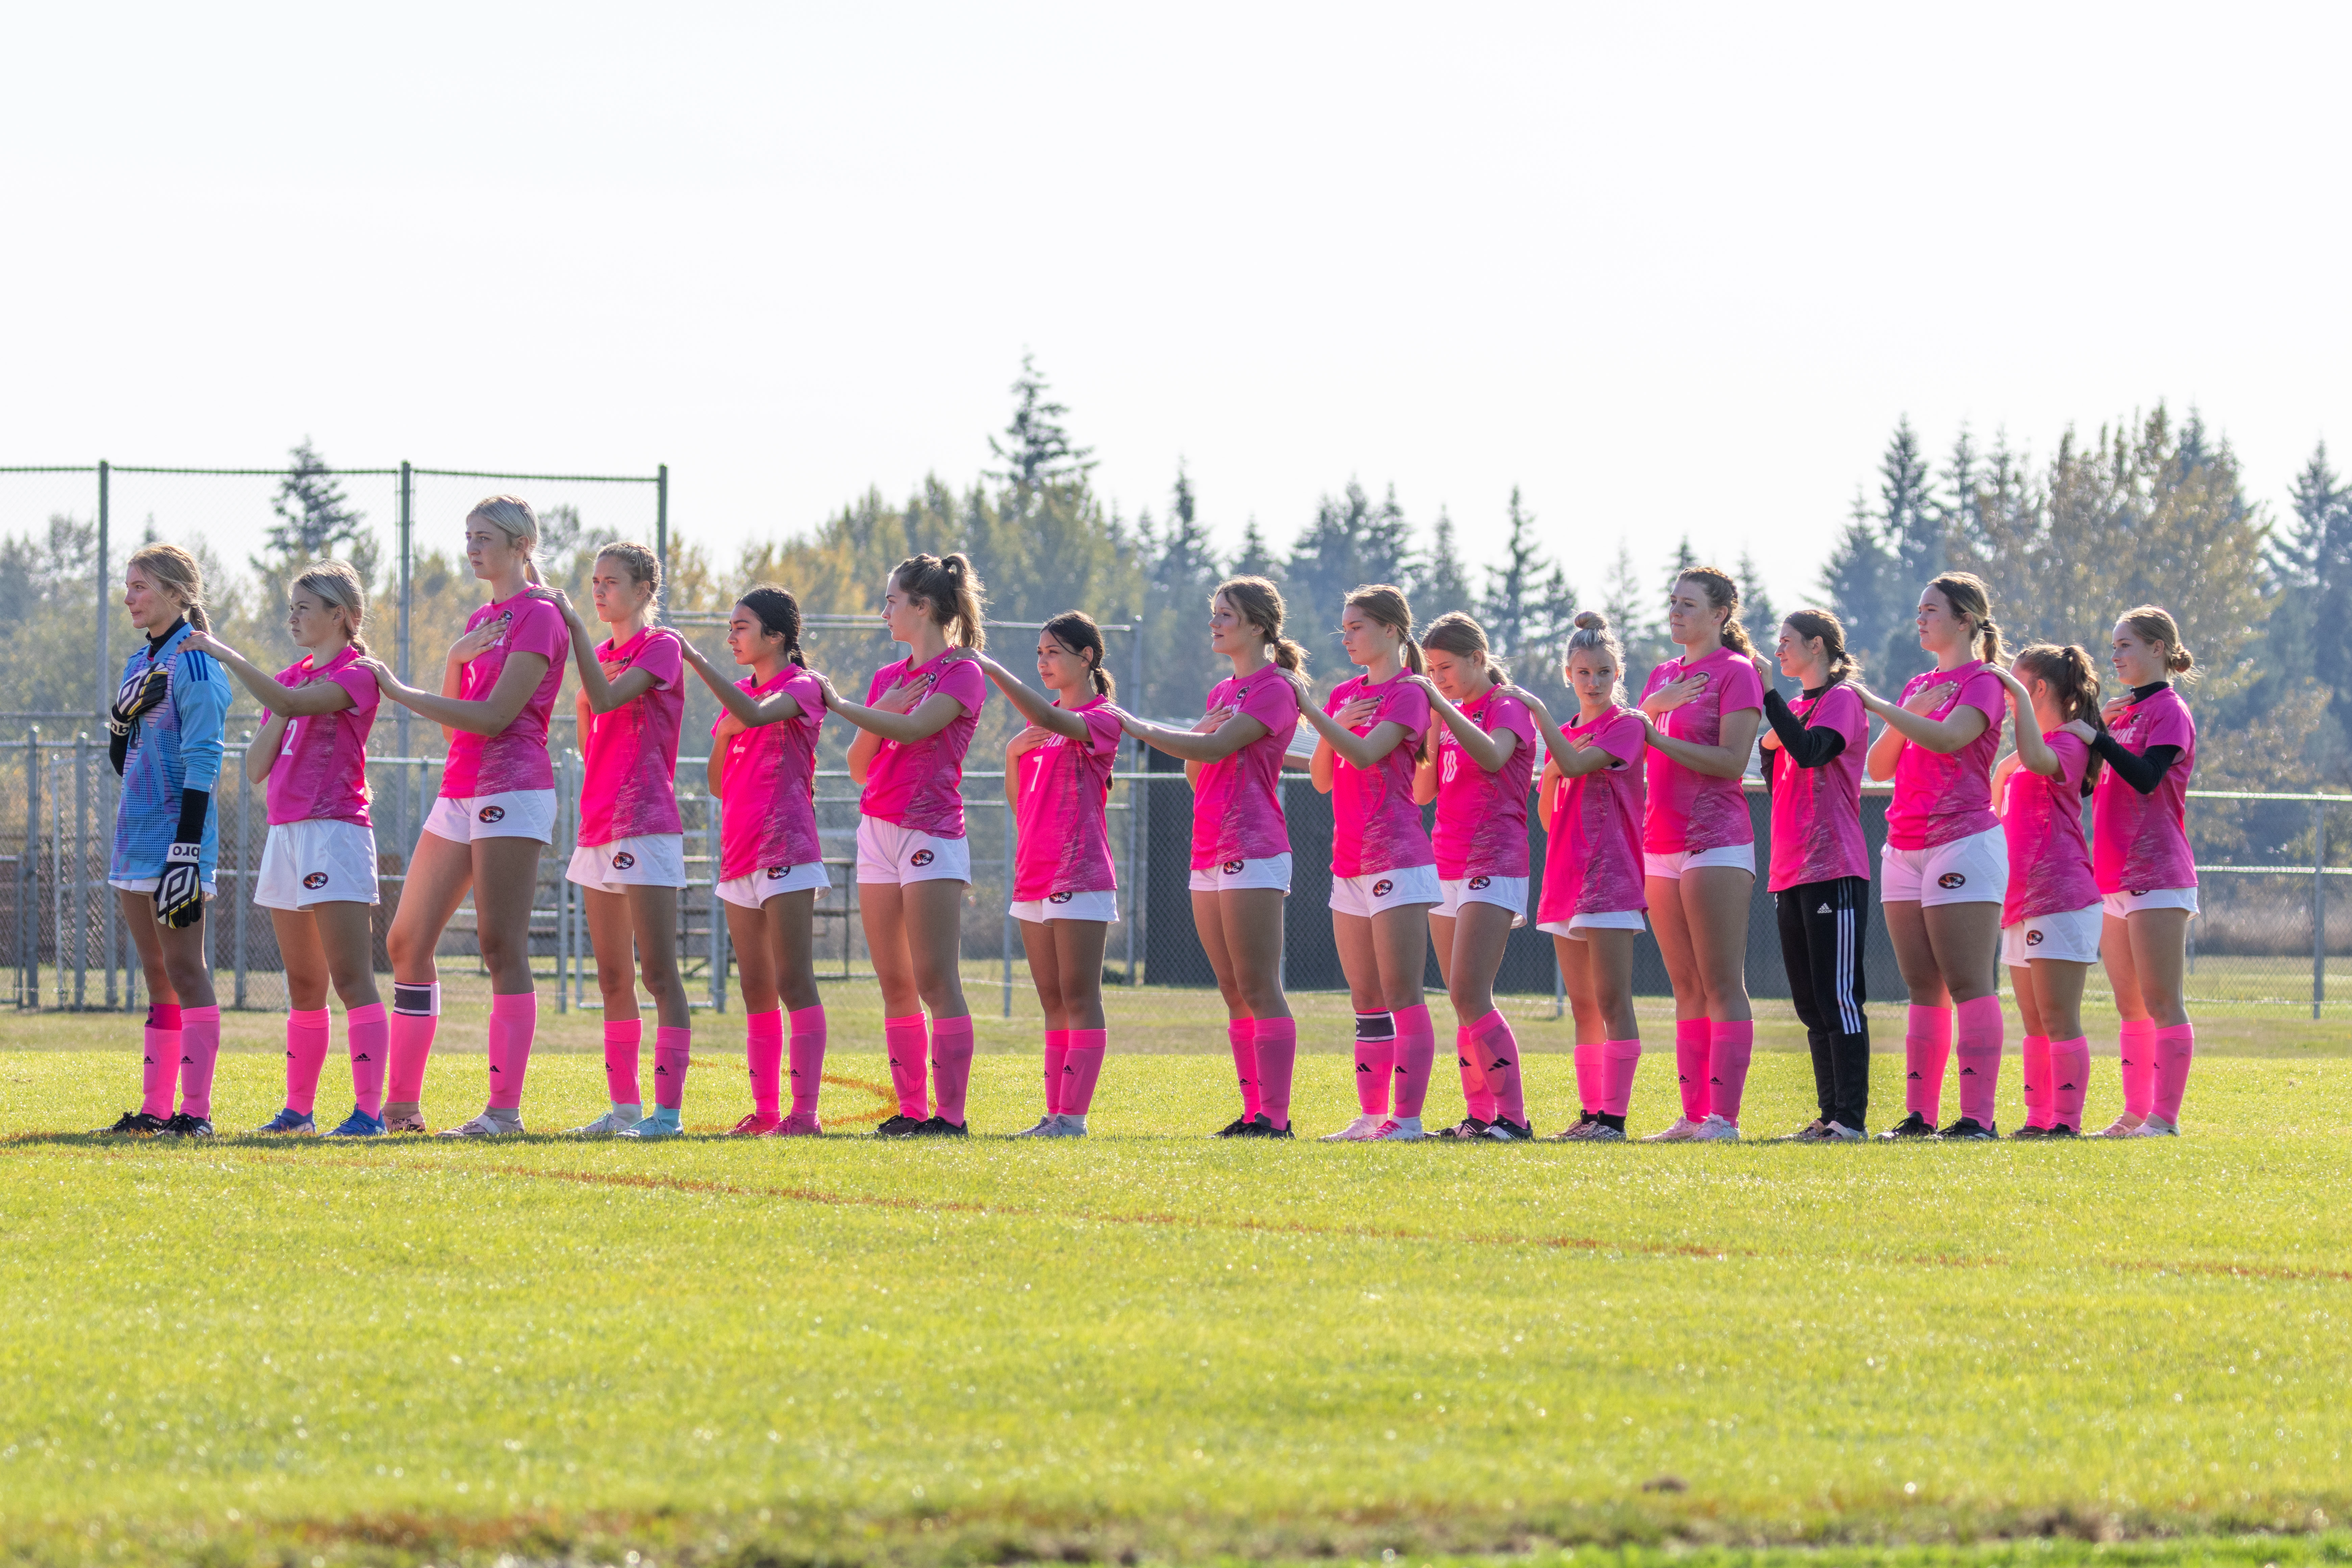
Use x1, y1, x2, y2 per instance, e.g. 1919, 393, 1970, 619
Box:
1373, 1116, 1426, 1141
1821, 1121, 1865, 1142
1049, 1114, 1089, 1137
1688, 1114, 1741, 1142
437, 1110, 522, 1138
567, 1108, 642, 1136
1642, 1116, 1704, 1143
2095, 1113, 2146, 1138
1320, 1113, 1387, 1142
1011, 1116, 1060, 1137
2126, 1115, 2179, 1137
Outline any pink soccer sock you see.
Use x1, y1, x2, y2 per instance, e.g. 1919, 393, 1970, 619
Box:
387, 988, 437, 1105
1457, 1027, 1496, 1123
1469, 1010, 1522, 1127
1228, 1020, 1261, 1120
1905, 1003, 1954, 1120
141, 1003, 181, 1119
178, 1005, 222, 1120
884, 1014, 929, 1119
1044, 1028, 1070, 1116
1573, 1043, 1602, 1115
1061, 1027, 1107, 1116
1601, 1037, 1642, 1118
485, 991, 536, 1110
1253, 1017, 1297, 1129
786, 1005, 827, 1117
603, 1019, 643, 1106
745, 1009, 784, 1120
1954, 995, 2004, 1127
2019, 1035, 2053, 1129
2051, 1037, 2090, 1130
284, 1008, 332, 1116
653, 1025, 691, 1112
1390, 1003, 1436, 1119
2117, 1019, 2158, 1119
930, 1014, 975, 1126
1354, 1012, 1395, 1115
2151, 1023, 2195, 1124
347, 1003, 388, 1118
1707, 1019, 1755, 1126
1674, 1019, 1710, 1121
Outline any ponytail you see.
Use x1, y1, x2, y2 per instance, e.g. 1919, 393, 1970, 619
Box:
738, 585, 807, 669
893, 552, 987, 650
1212, 575, 1309, 674
1781, 607, 1858, 684
2120, 604, 2198, 684
127, 543, 209, 633
1929, 572, 2005, 667
1677, 566, 1751, 656
1041, 609, 1116, 700
292, 560, 370, 657
1564, 610, 1628, 706
1421, 612, 1505, 686
2015, 641, 2107, 791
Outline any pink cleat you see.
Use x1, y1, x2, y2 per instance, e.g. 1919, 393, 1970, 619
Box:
728, 1112, 781, 1136
773, 1110, 825, 1137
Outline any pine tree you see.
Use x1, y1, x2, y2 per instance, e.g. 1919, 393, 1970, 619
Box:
1480, 487, 1556, 657
1414, 507, 1470, 615
2277, 442, 2352, 712
259, 439, 376, 584
1600, 541, 1672, 681
1230, 516, 1279, 581
1736, 549, 1788, 691
986, 354, 1096, 517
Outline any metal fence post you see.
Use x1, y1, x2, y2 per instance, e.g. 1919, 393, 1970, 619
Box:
654, 463, 669, 590
1001, 797, 1014, 1020
100, 767, 119, 1009
51, 761, 65, 1008
95, 461, 109, 724
397, 461, 412, 766
73, 733, 89, 1009
706, 777, 727, 1012
2314, 798, 2327, 1021
19, 726, 36, 1008
233, 739, 250, 1009
1125, 621, 1144, 986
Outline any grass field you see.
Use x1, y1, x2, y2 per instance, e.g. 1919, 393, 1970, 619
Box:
2, 1000, 2349, 1568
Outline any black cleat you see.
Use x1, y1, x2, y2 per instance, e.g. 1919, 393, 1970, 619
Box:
96, 1110, 168, 1136
1446, 1116, 1493, 1139
1236, 1113, 1293, 1138
162, 1112, 214, 1138
1212, 1116, 1254, 1137
874, 1113, 926, 1137
1485, 1117, 1534, 1141
910, 1116, 968, 1137
1876, 1110, 1935, 1140
2010, 1123, 2051, 1140
1937, 1117, 1996, 1141
2042, 1123, 2078, 1138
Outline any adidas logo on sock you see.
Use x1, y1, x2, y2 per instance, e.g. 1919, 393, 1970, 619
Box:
656, 1065, 669, 1075
1356, 1062, 1374, 1073
354, 1053, 371, 1062
1491, 1057, 1513, 1071
2060, 1080, 2078, 1091
1906, 1070, 1922, 1080
1959, 1066, 1978, 1075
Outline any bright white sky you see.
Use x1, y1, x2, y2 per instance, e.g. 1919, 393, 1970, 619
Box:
6, 2, 2348, 614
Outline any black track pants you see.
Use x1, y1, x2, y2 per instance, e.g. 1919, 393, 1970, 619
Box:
1775, 876, 1871, 1130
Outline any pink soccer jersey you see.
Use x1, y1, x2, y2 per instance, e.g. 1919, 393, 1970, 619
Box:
1639, 645, 1763, 853
1325, 672, 1434, 878
1432, 685, 1536, 880
440, 591, 569, 798
1191, 671, 1301, 869
859, 649, 988, 838
1536, 708, 1648, 926
1766, 684, 1870, 891
2001, 731, 2101, 926
1013, 696, 1124, 901
1884, 662, 2007, 851
263, 645, 379, 827
715, 665, 825, 881
577, 626, 686, 845
2093, 684, 2198, 893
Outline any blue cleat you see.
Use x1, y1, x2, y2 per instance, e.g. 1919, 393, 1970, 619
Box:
325, 1107, 387, 1137
254, 1107, 316, 1135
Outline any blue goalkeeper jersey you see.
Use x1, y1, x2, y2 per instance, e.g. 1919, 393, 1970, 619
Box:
110, 621, 230, 883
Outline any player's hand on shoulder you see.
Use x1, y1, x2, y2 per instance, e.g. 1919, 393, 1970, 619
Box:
181, 628, 229, 659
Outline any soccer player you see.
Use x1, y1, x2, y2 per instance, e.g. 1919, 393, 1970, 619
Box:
1991, 644, 2102, 1140
551, 545, 694, 1139
1757, 609, 1872, 1143
2086, 606, 2201, 1137
1115, 577, 1306, 1138
1857, 572, 2010, 1141
94, 544, 231, 1138
1522, 613, 1648, 1141
1635, 568, 1765, 1142
813, 553, 991, 1137
184, 562, 387, 1136
966, 613, 1125, 1137
362, 497, 567, 1136
1408, 613, 1536, 1140
681, 587, 831, 1136
1290, 586, 1441, 1142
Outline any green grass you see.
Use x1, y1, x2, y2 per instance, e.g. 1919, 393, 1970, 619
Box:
1, 1019, 2349, 1567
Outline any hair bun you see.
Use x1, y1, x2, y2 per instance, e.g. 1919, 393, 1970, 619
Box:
1573, 611, 1608, 632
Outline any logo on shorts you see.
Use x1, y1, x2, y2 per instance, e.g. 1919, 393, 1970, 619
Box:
1937, 872, 1966, 889
301, 872, 329, 890
1049, 891, 1073, 904
477, 805, 506, 823
1469, 875, 1492, 890
612, 851, 636, 869
767, 865, 786, 880
1372, 879, 1395, 898
2026, 928, 2044, 946
911, 849, 935, 867
1222, 859, 1244, 875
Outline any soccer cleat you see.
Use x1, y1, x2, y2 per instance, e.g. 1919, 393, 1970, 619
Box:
1373, 1116, 1425, 1141
1319, 1113, 1386, 1142
1937, 1117, 1998, 1141
1547, 1112, 1599, 1141
727, 1112, 781, 1136
910, 1116, 969, 1137
2094, 1113, 2145, 1138
254, 1107, 316, 1136
621, 1115, 682, 1140
774, 1110, 824, 1137
1447, 1116, 1494, 1139
1483, 1117, 1534, 1141
162, 1112, 213, 1138
1877, 1111, 1935, 1140
1578, 1120, 1627, 1142
2010, 1123, 2054, 1140
1048, 1114, 1089, 1137
437, 1111, 521, 1138
1820, 1121, 1864, 1142
382, 1103, 429, 1134
96, 1111, 168, 1136
1011, 1115, 1061, 1137
874, 1113, 927, 1137
567, 1108, 642, 1137
1644, 1116, 1704, 1143
1236, 1114, 1294, 1138
325, 1108, 387, 1137
1774, 1119, 1829, 1143
1212, 1116, 1254, 1137
2127, 1115, 2179, 1138
1689, 1114, 1740, 1142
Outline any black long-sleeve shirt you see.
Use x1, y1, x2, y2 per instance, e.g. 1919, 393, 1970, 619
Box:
1761, 685, 1847, 770
2090, 681, 2182, 796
